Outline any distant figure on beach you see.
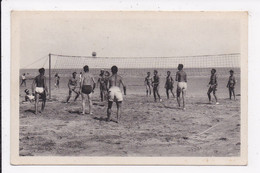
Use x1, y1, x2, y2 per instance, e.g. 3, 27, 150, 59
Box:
227, 70, 236, 100
152, 70, 162, 102
79, 72, 82, 83
54, 73, 60, 88
32, 68, 48, 114
80, 65, 96, 115
66, 72, 80, 103
107, 65, 126, 123
20, 73, 26, 87
97, 69, 107, 102
207, 68, 219, 105
176, 64, 187, 110
165, 71, 175, 99
144, 72, 152, 96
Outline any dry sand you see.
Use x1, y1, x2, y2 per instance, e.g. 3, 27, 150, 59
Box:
19, 76, 240, 156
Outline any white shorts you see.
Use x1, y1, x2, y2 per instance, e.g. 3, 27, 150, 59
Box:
35, 87, 44, 94
108, 86, 123, 102
177, 82, 187, 91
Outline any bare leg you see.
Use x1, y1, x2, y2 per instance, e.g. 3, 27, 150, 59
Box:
35, 93, 39, 114
88, 93, 93, 114
177, 90, 181, 108
229, 88, 232, 99
166, 89, 169, 99
171, 88, 175, 98
74, 91, 80, 101
207, 87, 212, 102
116, 102, 122, 123
66, 90, 72, 102
232, 88, 236, 100
213, 90, 218, 103
81, 93, 86, 114
182, 90, 186, 109
107, 101, 113, 121
153, 88, 157, 101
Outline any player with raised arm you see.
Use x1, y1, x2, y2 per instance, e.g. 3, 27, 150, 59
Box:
32, 68, 48, 114
227, 70, 236, 100
207, 68, 219, 104
80, 65, 96, 115
176, 64, 187, 110
165, 71, 175, 99
107, 65, 126, 123
66, 72, 80, 103
152, 70, 162, 102
144, 72, 152, 96
97, 69, 107, 102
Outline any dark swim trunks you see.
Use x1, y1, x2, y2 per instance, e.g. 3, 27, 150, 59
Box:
82, 85, 93, 94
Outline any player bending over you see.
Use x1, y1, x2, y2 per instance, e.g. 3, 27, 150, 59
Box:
152, 70, 162, 102
227, 70, 236, 100
20, 73, 26, 87
207, 68, 219, 104
144, 72, 152, 96
107, 65, 126, 123
176, 64, 187, 110
97, 69, 107, 102
80, 65, 96, 115
66, 72, 80, 103
24, 89, 35, 103
165, 71, 175, 99
32, 68, 48, 114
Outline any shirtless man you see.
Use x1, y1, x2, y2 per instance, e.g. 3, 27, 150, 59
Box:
144, 72, 152, 96
176, 64, 187, 110
20, 73, 26, 87
97, 69, 107, 102
80, 65, 96, 115
226, 70, 236, 100
66, 72, 80, 103
107, 65, 126, 123
165, 71, 175, 99
152, 70, 162, 102
32, 68, 48, 114
207, 68, 219, 104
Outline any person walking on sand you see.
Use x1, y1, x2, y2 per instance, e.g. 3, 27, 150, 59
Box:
176, 64, 187, 110
80, 65, 96, 115
207, 68, 219, 105
32, 68, 48, 114
152, 70, 162, 102
107, 65, 126, 123
227, 70, 236, 100
20, 73, 27, 87
165, 71, 175, 99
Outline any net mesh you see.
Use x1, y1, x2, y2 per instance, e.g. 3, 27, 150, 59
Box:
51, 53, 240, 77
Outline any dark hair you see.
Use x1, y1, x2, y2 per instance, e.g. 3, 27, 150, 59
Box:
154, 70, 158, 74
83, 65, 89, 72
147, 72, 150, 74
167, 71, 171, 74
39, 68, 45, 74
72, 72, 77, 75
111, 65, 118, 74
230, 70, 234, 73
178, 64, 184, 70
212, 68, 216, 73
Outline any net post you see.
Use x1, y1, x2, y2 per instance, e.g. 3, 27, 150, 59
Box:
49, 53, 51, 100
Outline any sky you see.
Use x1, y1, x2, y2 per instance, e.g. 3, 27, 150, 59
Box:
14, 11, 244, 68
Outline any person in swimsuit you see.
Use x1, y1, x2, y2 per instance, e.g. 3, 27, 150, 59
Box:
165, 71, 175, 99
54, 73, 60, 88
152, 70, 162, 102
20, 73, 26, 87
97, 69, 107, 102
176, 64, 187, 110
24, 89, 35, 103
144, 72, 152, 96
80, 65, 96, 115
66, 72, 80, 103
32, 68, 48, 114
107, 65, 126, 123
227, 70, 236, 100
207, 68, 219, 104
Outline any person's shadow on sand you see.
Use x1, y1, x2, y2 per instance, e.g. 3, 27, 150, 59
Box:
94, 117, 118, 123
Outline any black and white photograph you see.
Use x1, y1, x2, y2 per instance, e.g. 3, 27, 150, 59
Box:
10, 11, 247, 165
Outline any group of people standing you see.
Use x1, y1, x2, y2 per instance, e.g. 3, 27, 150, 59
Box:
21, 63, 237, 123
145, 64, 187, 109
